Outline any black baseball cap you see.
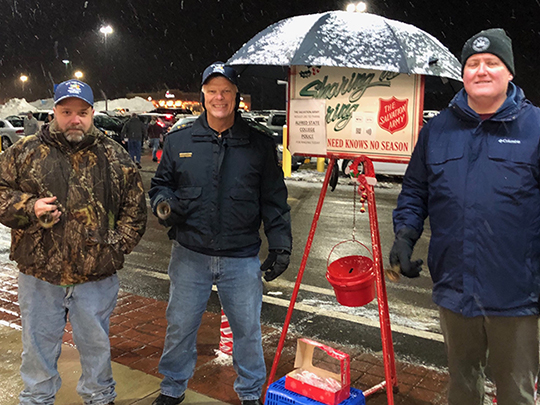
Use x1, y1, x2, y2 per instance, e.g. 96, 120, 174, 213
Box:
201, 62, 238, 86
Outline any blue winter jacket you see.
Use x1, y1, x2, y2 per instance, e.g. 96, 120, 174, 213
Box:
393, 83, 540, 317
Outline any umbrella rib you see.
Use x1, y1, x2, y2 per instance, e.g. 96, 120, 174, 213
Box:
290, 12, 332, 66
383, 21, 412, 75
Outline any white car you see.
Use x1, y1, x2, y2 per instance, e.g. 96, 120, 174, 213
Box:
168, 115, 198, 132
0, 117, 25, 150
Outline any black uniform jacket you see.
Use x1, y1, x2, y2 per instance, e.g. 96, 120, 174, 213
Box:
149, 112, 292, 254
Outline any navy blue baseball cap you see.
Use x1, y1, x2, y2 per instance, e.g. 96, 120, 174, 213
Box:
54, 79, 94, 106
201, 62, 238, 86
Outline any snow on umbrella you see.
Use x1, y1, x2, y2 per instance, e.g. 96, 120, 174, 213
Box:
227, 11, 462, 82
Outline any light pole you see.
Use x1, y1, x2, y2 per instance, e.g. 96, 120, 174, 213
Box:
20, 75, 28, 94
346, 1, 367, 12
62, 59, 70, 77
74, 71, 83, 80
100, 24, 113, 111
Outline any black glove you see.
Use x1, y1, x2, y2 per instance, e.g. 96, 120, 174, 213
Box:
389, 227, 423, 278
154, 198, 184, 228
261, 249, 290, 281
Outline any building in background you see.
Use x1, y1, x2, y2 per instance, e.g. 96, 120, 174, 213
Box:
128, 89, 252, 114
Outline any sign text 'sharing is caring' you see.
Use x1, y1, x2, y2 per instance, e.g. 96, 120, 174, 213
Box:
288, 66, 423, 161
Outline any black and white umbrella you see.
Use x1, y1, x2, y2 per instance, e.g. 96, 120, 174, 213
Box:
227, 11, 462, 82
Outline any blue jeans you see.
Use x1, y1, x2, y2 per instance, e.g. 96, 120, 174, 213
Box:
128, 139, 142, 164
149, 138, 160, 160
158, 242, 265, 401
18, 273, 119, 405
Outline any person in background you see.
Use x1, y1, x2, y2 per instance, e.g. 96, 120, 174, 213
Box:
121, 113, 147, 169
0, 79, 147, 404
390, 29, 540, 404
149, 62, 292, 405
23, 111, 39, 135
147, 116, 164, 162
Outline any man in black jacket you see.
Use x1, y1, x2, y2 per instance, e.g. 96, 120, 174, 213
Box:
149, 62, 292, 405
121, 113, 147, 168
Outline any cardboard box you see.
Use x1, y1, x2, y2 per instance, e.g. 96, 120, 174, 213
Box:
285, 338, 350, 405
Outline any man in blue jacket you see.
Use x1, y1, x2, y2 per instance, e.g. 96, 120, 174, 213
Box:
390, 29, 540, 404
149, 62, 292, 405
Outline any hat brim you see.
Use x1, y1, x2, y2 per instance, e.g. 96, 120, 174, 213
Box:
54, 94, 94, 107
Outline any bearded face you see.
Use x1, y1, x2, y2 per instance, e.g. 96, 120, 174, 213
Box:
53, 98, 94, 142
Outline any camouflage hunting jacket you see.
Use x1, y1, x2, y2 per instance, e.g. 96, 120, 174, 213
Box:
0, 121, 147, 285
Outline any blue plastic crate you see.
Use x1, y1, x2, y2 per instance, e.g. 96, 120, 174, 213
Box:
265, 377, 365, 405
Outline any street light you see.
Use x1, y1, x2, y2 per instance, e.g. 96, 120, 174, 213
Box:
346, 1, 367, 12
20, 75, 28, 93
74, 71, 83, 79
99, 25, 113, 42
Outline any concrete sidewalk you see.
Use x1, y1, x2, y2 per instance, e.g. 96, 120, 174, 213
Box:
0, 324, 224, 405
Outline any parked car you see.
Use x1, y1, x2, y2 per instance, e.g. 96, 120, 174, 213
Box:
0, 119, 25, 150
244, 118, 304, 171
241, 111, 269, 125
152, 107, 192, 116
168, 115, 199, 133
4, 116, 24, 127
93, 113, 125, 148
139, 112, 174, 130
33, 110, 54, 126
423, 110, 440, 123
264, 110, 287, 143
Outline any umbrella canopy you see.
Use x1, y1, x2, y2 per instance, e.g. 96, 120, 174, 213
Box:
227, 11, 462, 82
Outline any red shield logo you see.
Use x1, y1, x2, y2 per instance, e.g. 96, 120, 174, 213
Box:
378, 97, 409, 134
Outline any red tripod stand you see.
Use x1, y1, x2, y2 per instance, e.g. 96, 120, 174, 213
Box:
266, 154, 398, 404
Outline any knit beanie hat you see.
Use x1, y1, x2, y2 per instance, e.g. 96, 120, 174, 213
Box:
461, 28, 514, 76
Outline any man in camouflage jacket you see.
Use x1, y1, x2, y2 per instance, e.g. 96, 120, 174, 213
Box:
0, 79, 147, 405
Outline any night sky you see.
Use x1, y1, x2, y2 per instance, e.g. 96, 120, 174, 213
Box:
1, 0, 539, 109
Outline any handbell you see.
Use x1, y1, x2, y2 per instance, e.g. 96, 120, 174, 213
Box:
38, 213, 56, 229
384, 265, 401, 282
156, 200, 171, 220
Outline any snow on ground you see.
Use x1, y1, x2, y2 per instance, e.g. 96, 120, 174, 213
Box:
0, 96, 156, 118
93, 97, 154, 113
0, 223, 15, 270
0, 99, 38, 118
211, 349, 234, 365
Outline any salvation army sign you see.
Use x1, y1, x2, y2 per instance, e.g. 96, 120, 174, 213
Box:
288, 65, 424, 161
378, 97, 408, 134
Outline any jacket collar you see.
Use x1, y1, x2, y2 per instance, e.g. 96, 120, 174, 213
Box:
449, 82, 525, 122
39, 121, 104, 153
191, 112, 250, 145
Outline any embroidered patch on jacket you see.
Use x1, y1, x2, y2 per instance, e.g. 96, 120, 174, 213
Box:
179, 152, 193, 158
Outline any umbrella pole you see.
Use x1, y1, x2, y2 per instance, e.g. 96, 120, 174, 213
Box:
266, 157, 335, 389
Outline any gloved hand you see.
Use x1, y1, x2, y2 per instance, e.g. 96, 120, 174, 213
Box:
261, 249, 290, 281
154, 198, 184, 228
389, 227, 423, 278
